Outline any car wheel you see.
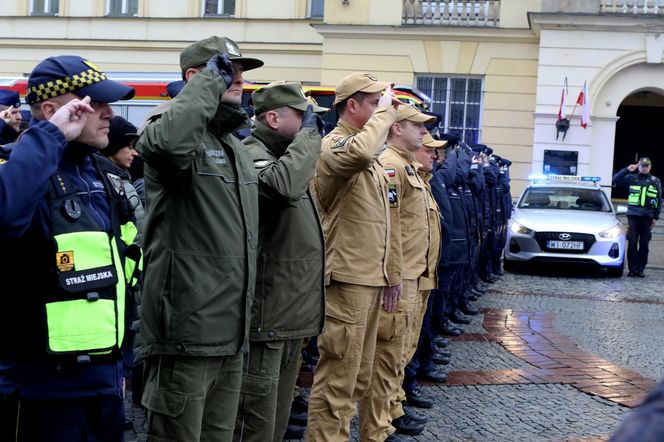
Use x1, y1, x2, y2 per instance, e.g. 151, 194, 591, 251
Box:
606, 264, 624, 278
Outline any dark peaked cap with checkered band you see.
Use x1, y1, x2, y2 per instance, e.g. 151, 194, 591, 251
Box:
26, 55, 135, 105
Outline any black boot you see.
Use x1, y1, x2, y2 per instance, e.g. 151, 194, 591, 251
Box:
450, 310, 471, 325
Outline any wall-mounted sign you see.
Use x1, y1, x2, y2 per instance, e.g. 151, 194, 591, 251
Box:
543, 150, 578, 176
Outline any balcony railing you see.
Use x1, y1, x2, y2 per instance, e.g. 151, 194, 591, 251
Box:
600, 0, 664, 14
402, 0, 500, 27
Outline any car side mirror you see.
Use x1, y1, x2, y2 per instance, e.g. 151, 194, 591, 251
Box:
615, 205, 628, 215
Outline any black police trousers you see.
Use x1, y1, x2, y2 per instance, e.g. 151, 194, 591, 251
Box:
0, 394, 124, 442
627, 215, 653, 273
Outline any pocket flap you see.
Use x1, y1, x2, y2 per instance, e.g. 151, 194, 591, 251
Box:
240, 372, 272, 397
325, 299, 360, 325
142, 382, 187, 417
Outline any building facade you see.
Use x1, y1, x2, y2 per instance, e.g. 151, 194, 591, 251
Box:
1, 0, 663, 195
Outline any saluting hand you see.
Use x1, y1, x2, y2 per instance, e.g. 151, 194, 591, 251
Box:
301, 104, 325, 137
207, 53, 235, 89
382, 284, 402, 313
0, 109, 12, 124
378, 85, 401, 109
627, 163, 638, 173
49, 96, 95, 141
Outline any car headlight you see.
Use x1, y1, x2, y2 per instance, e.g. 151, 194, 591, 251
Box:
509, 221, 533, 235
598, 224, 623, 238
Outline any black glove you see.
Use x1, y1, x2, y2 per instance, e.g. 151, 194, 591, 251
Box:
301, 104, 325, 136
206, 53, 234, 88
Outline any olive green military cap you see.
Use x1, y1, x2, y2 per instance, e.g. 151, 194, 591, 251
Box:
423, 131, 447, 149
333, 72, 391, 106
395, 104, 437, 124
180, 36, 263, 72
253, 82, 329, 115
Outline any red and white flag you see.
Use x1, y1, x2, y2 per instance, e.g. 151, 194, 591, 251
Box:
558, 77, 568, 120
577, 81, 590, 129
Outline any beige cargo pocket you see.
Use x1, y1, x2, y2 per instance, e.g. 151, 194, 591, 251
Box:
142, 381, 187, 418
377, 312, 407, 342
318, 299, 360, 360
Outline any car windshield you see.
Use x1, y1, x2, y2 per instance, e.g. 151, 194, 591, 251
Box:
518, 187, 612, 212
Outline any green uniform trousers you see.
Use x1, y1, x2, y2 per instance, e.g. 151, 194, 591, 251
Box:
142, 353, 243, 442
233, 338, 303, 442
307, 282, 382, 441
360, 278, 419, 442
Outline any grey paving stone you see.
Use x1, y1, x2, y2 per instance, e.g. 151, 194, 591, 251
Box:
446, 341, 535, 371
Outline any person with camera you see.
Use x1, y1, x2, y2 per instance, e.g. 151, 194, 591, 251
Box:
136, 36, 263, 440
613, 157, 662, 277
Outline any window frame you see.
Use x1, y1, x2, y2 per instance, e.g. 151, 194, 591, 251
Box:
307, 0, 324, 18
30, 0, 59, 16
415, 74, 484, 144
106, 0, 139, 17
201, 0, 236, 17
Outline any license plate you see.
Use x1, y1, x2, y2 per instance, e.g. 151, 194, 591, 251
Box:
547, 240, 584, 250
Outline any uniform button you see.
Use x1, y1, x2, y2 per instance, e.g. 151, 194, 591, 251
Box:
247, 233, 252, 241
176, 344, 183, 352
268, 331, 275, 338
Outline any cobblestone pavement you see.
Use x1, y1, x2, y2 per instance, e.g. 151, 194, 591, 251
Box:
126, 262, 664, 441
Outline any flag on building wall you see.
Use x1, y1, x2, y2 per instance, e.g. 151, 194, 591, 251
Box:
577, 81, 589, 129
558, 77, 568, 120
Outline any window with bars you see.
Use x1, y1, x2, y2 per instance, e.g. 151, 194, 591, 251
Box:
203, 0, 236, 16
308, 0, 324, 18
415, 75, 483, 144
30, 0, 59, 15
108, 0, 138, 16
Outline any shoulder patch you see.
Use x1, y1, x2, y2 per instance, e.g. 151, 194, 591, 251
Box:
254, 160, 271, 169
332, 136, 349, 149
388, 183, 399, 208
405, 165, 415, 176
385, 168, 396, 177
106, 172, 125, 197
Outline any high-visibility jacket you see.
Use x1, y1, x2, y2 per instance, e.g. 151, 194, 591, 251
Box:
613, 168, 662, 219
0, 155, 136, 360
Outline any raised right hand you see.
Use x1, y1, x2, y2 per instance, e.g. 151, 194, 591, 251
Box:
378, 86, 401, 109
206, 53, 235, 88
627, 163, 638, 172
49, 96, 95, 141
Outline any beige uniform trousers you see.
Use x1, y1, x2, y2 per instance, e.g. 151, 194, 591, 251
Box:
307, 281, 382, 441
359, 279, 419, 442
390, 288, 432, 420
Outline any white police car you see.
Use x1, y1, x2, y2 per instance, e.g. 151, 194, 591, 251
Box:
504, 175, 627, 277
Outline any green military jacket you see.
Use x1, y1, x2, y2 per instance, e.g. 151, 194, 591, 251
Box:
137, 68, 259, 357
242, 122, 325, 341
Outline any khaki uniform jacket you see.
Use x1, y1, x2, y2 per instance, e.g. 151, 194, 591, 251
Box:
418, 168, 442, 291
242, 122, 325, 341
380, 145, 433, 281
137, 68, 259, 358
314, 107, 398, 287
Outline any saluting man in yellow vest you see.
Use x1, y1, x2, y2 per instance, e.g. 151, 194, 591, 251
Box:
613, 157, 662, 277
0, 55, 137, 442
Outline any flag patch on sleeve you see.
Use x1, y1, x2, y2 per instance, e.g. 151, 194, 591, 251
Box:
385, 168, 396, 177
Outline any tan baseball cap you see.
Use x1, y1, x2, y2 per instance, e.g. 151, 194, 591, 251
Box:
423, 131, 447, 149
333, 72, 391, 106
395, 104, 437, 124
